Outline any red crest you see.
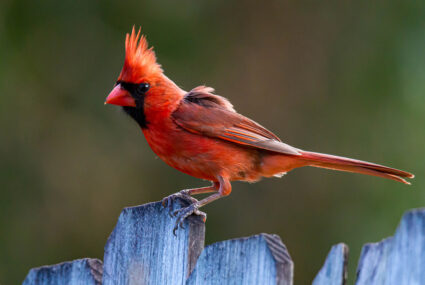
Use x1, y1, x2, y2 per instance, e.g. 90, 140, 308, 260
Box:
118, 27, 162, 82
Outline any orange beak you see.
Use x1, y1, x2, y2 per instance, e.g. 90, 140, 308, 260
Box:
105, 84, 136, 107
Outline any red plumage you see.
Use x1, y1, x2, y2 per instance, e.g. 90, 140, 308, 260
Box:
105, 27, 414, 231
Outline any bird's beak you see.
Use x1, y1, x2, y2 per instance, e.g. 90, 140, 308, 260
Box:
105, 84, 136, 107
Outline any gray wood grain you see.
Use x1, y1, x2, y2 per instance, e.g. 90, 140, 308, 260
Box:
356, 208, 425, 285
23, 258, 102, 285
312, 243, 348, 285
24, 202, 425, 285
103, 198, 205, 285
186, 233, 293, 285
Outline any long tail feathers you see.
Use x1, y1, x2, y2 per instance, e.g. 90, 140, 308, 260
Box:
300, 151, 414, 185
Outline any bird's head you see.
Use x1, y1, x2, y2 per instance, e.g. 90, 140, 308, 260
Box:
105, 27, 163, 108
105, 27, 168, 128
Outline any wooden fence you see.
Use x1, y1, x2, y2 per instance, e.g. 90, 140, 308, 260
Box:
23, 198, 425, 284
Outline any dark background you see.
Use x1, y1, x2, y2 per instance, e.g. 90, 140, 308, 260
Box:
1, 1, 424, 284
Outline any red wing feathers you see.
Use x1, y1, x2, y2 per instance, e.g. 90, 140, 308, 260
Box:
172, 87, 301, 156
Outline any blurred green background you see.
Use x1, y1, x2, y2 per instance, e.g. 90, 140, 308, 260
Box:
1, 0, 424, 284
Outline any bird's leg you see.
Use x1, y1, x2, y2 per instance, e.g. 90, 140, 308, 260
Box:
183, 182, 220, 196
172, 176, 231, 235
162, 182, 219, 208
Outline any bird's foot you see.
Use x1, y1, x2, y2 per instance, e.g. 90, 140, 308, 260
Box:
172, 203, 206, 236
161, 190, 198, 213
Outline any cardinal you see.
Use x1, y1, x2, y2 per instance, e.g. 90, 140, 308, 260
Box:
105, 28, 414, 233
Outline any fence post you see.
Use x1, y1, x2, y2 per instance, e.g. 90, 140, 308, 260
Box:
355, 208, 425, 285
186, 233, 293, 285
312, 243, 348, 285
21, 201, 425, 284
102, 198, 205, 285
22, 258, 102, 285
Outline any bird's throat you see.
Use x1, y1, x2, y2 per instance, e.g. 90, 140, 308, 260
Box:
123, 105, 148, 129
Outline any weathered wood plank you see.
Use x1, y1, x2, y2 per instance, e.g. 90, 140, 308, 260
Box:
312, 243, 348, 285
356, 208, 425, 285
103, 198, 205, 285
23, 258, 102, 285
186, 233, 293, 285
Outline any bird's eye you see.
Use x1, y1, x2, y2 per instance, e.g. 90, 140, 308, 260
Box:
137, 83, 150, 95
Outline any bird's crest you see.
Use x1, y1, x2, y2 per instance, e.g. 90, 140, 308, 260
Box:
118, 27, 162, 82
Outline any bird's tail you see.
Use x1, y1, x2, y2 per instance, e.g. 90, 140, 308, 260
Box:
299, 151, 414, 184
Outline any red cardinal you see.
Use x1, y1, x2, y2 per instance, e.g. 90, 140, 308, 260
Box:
105, 28, 414, 232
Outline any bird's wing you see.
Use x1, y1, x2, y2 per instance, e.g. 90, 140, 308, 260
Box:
171, 87, 301, 156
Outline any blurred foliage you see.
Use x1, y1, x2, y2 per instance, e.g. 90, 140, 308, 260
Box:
1, 0, 425, 284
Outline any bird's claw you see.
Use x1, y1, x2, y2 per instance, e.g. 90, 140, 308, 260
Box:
162, 191, 198, 216
161, 191, 206, 235
172, 203, 206, 236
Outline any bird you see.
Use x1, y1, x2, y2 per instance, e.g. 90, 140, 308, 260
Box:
105, 27, 414, 233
